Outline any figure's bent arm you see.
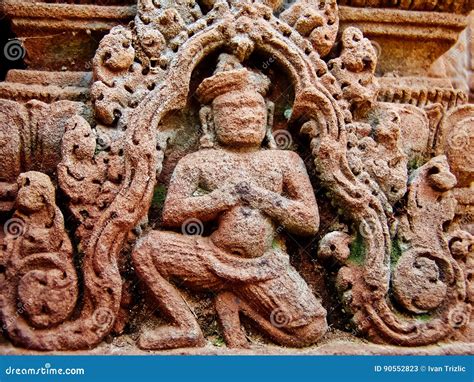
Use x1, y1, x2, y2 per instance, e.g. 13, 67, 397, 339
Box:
161, 158, 234, 227
245, 153, 319, 236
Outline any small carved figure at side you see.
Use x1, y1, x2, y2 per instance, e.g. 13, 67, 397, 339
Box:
132, 54, 327, 350
0, 172, 78, 336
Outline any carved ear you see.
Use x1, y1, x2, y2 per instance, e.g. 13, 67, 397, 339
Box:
199, 106, 214, 148
265, 101, 277, 149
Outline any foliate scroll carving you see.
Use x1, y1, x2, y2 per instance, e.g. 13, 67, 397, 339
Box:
90, 0, 342, 128
345, 114, 407, 209
90, 0, 211, 128
0, 101, 127, 350
1, 0, 472, 352
91, 26, 164, 127
435, 104, 473, 235
318, 152, 471, 345
311, 8, 471, 346
328, 27, 379, 121
0, 151, 125, 349
58, 116, 124, 247
435, 104, 473, 189
394, 157, 465, 316
280, 0, 338, 58
325, 26, 446, 172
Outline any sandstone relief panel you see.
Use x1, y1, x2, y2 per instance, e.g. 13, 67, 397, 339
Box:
0, 0, 472, 354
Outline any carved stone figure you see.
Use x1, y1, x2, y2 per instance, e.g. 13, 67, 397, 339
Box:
0, 0, 472, 354
132, 54, 327, 349
0, 172, 78, 341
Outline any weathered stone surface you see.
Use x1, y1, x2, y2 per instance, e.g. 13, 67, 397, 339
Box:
0, 0, 472, 354
2, 0, 136, 70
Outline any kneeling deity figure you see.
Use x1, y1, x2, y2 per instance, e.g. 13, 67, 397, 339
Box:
132, 54, 327, 350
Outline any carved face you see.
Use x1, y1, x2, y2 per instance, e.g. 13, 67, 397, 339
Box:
212, 90, 267, 147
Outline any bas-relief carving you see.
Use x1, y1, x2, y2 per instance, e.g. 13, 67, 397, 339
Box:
0, 0, 472, 352
132, 54, 327, 349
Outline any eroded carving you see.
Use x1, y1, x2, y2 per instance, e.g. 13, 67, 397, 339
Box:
0, 0, 472, 352
0, 100, 88, 212
132, 54, 327, 349
280, 0, 338, 58
0, 172, 78, 342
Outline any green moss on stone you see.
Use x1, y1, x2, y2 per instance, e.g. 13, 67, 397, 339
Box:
416, 313, 431, 322
348, 232, 365, 266
390, 239, 402, 270
212, 337, 226, 347
151, 184, 167, 210
408, 157, 425, 172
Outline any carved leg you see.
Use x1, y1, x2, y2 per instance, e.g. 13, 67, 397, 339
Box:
215, 292, 326, 348
234, 267, 327, 348
131, 232, 214, 350
215, 291, 249, 348
234, 298, 327, 348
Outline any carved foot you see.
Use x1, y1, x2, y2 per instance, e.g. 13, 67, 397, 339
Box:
216, 291, 250, 349
138, 325, 205, 350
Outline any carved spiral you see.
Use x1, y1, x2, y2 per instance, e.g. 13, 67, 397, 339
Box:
16, 257, 78, 329
392, 249, 448, 314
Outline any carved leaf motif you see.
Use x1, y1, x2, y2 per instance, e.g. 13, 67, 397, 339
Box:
1, 0, 473, 351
